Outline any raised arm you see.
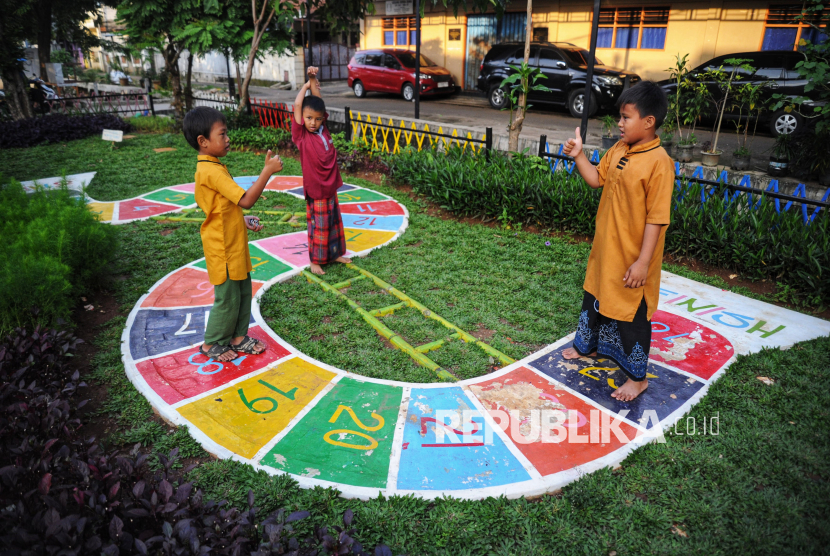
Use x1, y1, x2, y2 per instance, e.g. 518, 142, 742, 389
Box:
293, 66, 321, 125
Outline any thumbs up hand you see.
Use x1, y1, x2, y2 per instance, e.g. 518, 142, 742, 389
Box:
562, 127, 583, 157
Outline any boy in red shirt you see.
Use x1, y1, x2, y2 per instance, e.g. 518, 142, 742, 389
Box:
292, 66, 352, 275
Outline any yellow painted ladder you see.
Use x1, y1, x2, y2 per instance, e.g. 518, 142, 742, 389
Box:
302, 263, 515, 381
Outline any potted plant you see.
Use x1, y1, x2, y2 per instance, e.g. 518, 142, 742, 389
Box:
730, 81, 767, 171
599, 114, 618, 149
699, 57, 755, 166
661, 117, 676, 154
768, 133, 793, 177
666, 54, 701, 163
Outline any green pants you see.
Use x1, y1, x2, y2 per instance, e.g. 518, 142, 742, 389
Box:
204, 269, 252, 346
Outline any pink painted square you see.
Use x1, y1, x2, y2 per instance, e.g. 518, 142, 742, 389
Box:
118, 199, 180, 221
170, 183, 196, 193
254, 232, 310, 267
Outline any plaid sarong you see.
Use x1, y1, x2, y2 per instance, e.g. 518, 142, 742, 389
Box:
306, 195, 346, 265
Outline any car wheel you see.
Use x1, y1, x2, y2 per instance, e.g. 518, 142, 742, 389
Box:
402, 83, 415, 101
353, 80, 366, 98
769, 109, 801, 136
568, 89, 598, 118
488, 85, 507, 109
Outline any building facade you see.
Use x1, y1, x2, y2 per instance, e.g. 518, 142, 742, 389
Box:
360, 2, 827, 90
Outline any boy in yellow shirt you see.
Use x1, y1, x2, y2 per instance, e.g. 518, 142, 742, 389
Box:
561, 81, 674, 402
183, 107, 283, 362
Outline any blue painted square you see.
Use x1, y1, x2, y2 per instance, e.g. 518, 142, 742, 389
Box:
396, 387, 531, 491
528, 346, 704, 429
341, 214, 404, 232
338, 184, 356, 192
234, 176, 257, 191
129, 307, 255, 360
286, 187, 305, 197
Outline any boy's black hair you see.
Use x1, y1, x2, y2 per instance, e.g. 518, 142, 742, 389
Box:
302, 95, 326, 115
616, 81, 668, 129
183, 106, 226, 150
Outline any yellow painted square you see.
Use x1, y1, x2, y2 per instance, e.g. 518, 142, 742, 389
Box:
345, 229, 396, 253
88, 202, 115, 222
178, 358, 336, 458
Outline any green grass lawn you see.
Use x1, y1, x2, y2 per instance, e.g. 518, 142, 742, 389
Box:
3, 133, 829, 555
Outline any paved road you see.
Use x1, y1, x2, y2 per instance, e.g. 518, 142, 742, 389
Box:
235, 80, 778, 168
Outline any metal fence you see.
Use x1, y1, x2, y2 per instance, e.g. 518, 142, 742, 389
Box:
42, 93, 150, 117
537, 134, 830, 224
250, 98, 294, 131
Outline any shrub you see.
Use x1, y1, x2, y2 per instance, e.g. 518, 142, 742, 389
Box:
391, 146, 829, 304
127, 115, 176, 133
0, 114, 132, 149
221, 107, 261, 130
229, 127, 293, 151
0, 179, 117, 333
332, 133, 389, 174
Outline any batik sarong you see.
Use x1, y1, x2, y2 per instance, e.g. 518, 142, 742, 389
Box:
572, 290, 651, 381
306, 195, 346, 265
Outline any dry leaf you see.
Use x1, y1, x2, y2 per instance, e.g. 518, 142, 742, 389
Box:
80, 297, 87, 302
729, 274, 738, 279
756, 376, 775, 385
84, 304, 94, 311
671, 524, 688, 538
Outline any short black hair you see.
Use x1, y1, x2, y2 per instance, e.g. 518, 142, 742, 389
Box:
616, 81, 668, 129
302, 95, 326, 115
183, 107, 226, 150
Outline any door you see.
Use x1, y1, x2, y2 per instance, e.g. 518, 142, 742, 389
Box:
382, 53, 406, 93
361, 52, 384, 91
310, 43, 356, 81
531, 48, 570, 104
464, 12, 528, 91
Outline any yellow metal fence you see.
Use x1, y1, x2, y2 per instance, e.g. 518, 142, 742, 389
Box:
347, 109, 492, 155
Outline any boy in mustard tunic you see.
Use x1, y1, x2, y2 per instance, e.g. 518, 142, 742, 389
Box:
183, 107, 283, 362
562, 81, 673, 402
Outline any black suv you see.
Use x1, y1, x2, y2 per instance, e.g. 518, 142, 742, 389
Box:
477, 42, 641, 117
657, 50, 824, 136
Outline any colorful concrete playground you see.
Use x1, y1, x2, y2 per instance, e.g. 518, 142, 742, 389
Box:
22, 173, 830, 500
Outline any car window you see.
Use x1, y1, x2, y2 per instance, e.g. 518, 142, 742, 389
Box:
507, 46, 538, 65
396, 51, 437, 68
538, 49, 565, 68
353, 55, 365, 65
364, 53, 382, 66
383, 54, 401, 69
559, 48, 603, 67
782, 52, 808, 78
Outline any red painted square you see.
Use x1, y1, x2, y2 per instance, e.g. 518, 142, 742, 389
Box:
170, 183, 195, 193
265, 176, 303, 191
649, 310, 733, 380
118, 199, 180, 220
135, 326, 291, 404
141, 267, 263, 308
254, 232, 309, 267
339, 200, 406, 216
469, 367, 638, 477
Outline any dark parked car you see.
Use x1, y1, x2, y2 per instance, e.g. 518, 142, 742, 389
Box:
477, 42, 641, 117
348, 49, 457, 100
657, 50, 824, 136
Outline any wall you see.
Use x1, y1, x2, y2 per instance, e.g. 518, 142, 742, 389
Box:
178, 50, 300, 89
363, 0, 777, 84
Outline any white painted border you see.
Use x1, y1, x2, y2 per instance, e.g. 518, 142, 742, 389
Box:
114, 177, 830, 501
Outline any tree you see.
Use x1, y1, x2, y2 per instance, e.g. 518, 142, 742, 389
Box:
505, 0, 534, 152
116, 0, 201, 122
0, 0, 35, 120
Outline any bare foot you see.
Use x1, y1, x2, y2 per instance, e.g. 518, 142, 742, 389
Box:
201, 344, 238, 362
335, 256, 352, 264
310, 263, 325, 275
611, 378, 648, 402
562, 347, 597, 359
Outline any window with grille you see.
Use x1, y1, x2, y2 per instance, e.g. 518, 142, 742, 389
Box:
382, 17, 418, 46
761, 4, 828, 51
595, 7, 669, 50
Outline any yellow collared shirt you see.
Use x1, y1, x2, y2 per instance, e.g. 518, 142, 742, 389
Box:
194, 155, 252, 285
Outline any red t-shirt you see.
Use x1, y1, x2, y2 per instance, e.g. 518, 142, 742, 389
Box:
291, 114, 342, 199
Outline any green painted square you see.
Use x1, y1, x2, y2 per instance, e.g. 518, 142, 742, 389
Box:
262, 377, 402, 488
337, 188, 388, 204
193, 245, 291, 281
142, 188, 196, 206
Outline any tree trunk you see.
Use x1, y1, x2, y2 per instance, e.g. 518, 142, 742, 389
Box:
238, 2, 276, 114
507, 0, 533, 152
1, 68, 34, 120
36, 0, 53, 79
184, 52, 194, 112
164, 38, 183, 124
